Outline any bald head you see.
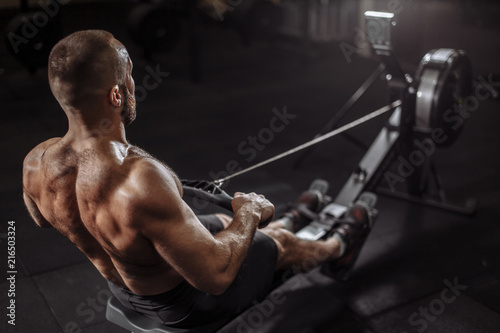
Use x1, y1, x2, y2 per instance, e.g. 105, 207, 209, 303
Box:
48, 30, 130, 110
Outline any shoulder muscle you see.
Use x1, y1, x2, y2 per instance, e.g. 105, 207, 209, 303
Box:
23, 137, 61, 194
111, 158, 184, 227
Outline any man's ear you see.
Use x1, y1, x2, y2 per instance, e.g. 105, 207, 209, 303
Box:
109, 85, 122, 107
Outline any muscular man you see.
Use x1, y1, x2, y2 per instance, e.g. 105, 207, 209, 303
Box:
22, 30, 373, 328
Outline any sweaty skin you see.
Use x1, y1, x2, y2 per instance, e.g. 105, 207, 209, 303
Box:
22, 32, 274, 296
23, 135, 274, 296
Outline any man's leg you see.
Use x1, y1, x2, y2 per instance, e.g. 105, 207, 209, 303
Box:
214, 213, 232, 228
261, 226, 341, 271
212, 194, 374, 274
262, 198, 375, 273
212, 214, 341, 271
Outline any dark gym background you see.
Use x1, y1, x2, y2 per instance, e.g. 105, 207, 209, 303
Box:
1, 0, 499, 332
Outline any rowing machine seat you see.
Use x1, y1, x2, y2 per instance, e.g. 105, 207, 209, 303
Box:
106, 296, 225, 333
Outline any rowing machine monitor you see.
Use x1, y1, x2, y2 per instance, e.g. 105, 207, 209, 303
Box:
364, 11, 395, 54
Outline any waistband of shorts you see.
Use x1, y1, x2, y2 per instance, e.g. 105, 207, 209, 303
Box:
107, 280, 194, 304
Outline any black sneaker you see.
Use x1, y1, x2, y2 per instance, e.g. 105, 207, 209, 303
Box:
323, 192, 378, 281
281, 179, 330, 232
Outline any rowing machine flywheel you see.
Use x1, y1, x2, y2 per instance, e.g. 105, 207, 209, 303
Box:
414, 49, 472, 147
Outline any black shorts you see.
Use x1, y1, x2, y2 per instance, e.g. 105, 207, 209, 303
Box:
108, 214, 278, 328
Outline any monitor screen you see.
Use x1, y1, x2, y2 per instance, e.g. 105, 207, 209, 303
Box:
364, 11, 395, 50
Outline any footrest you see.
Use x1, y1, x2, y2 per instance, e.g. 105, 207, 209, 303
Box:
295, 203, 348, 241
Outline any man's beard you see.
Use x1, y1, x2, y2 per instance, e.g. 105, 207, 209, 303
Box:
121, 86, 136, 126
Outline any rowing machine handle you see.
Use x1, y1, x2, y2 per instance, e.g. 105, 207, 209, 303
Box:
181, 179, 271, 228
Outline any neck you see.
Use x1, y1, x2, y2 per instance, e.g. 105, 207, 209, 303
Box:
64, 106, 128, 144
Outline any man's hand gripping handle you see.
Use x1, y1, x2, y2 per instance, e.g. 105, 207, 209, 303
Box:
181, 180, 274, 228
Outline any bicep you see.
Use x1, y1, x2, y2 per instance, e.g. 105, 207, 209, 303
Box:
122, 162, 230, 292
142, 196, 228, 286
146, 198, 259, 295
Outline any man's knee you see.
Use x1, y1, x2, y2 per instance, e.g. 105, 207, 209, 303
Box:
271, 228, 295, 246
262, 228, 295, 253
262, 228, 296, 270
215, 213, 232, 228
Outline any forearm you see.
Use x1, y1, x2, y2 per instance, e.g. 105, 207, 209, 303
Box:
209, 208, 260, 293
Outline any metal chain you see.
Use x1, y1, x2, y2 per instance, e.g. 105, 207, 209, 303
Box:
215, 100, 402, 185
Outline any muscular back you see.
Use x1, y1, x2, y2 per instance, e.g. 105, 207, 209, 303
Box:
23, 137, 185, 295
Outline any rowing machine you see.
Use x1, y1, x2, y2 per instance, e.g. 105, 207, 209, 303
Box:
295, 11, 476, 241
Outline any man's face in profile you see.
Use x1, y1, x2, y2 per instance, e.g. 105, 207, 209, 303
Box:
122, 83, 136, 126
116, 41, 136, 127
